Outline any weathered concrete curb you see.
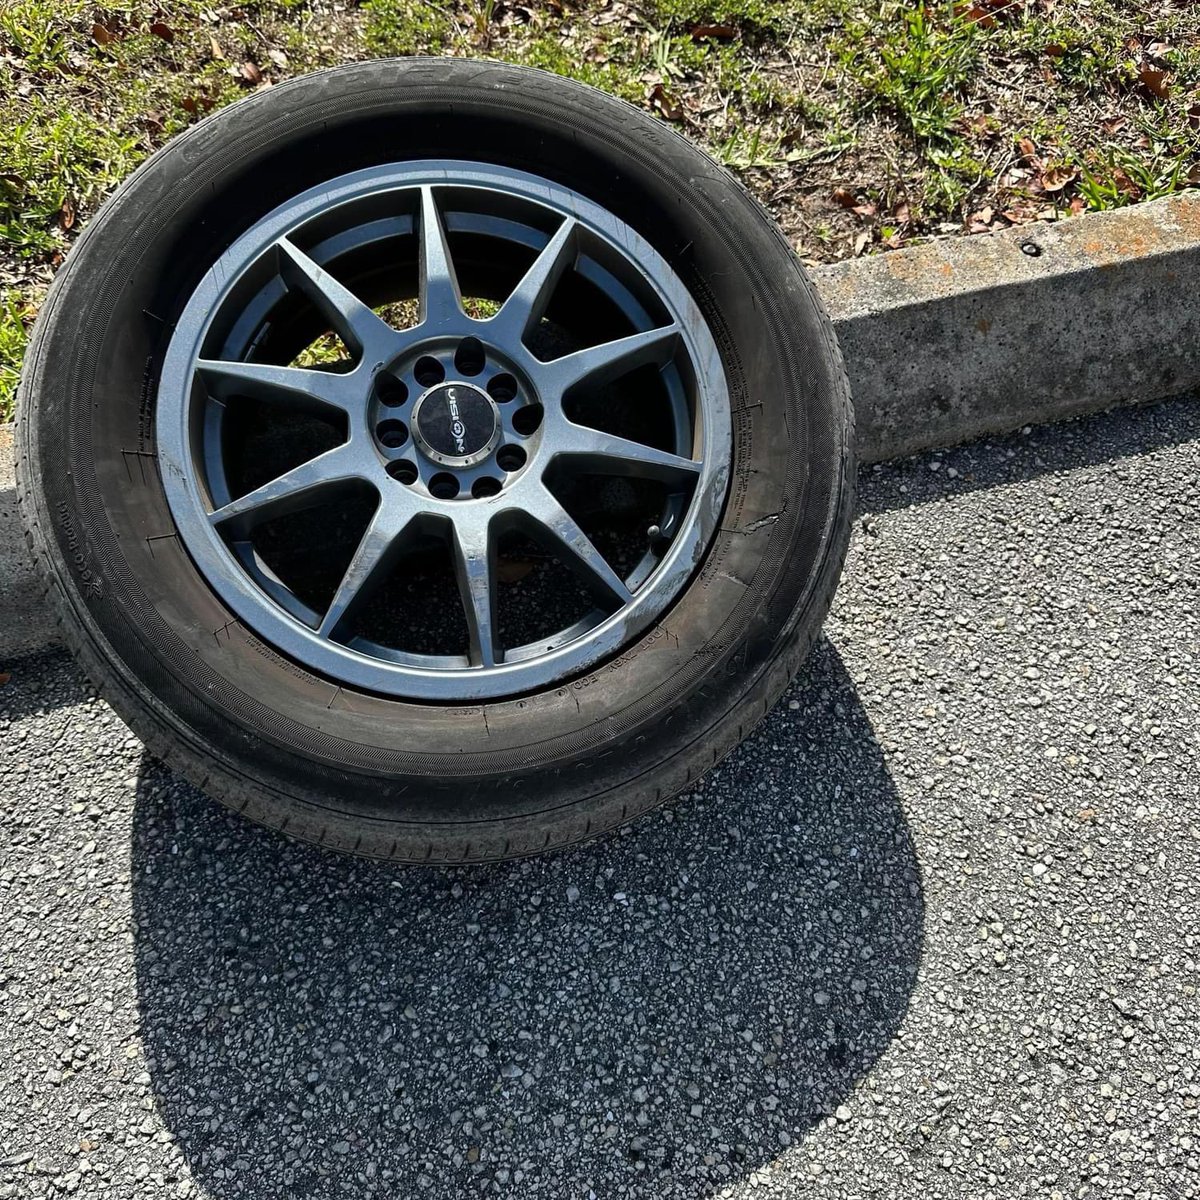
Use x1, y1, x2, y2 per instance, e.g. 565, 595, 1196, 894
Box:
0, 424, 51, 661
815, 190, 1200, 463
3, 192, 1199, 659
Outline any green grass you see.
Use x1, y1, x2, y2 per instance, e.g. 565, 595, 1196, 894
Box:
363, 0, 454, 57
0, 292, 34, 417
837, 3, 985, 145
0, 0, 1196, 420
0, 98, 147, 257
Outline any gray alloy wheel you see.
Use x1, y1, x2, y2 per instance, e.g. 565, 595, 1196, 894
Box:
158, 162, 730, 700
17, 59, 854, 862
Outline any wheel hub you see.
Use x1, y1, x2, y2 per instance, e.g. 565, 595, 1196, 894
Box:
411, 381, 500, 467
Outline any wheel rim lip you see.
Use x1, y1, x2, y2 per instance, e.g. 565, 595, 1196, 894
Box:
157, 161, 731, 701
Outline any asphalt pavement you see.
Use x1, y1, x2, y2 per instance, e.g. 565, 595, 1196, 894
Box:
1, 395, 1197, 1199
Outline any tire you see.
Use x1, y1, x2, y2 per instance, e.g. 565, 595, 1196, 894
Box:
16, 58, 854, 863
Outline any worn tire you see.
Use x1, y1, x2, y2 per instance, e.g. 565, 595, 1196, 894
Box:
17, 58, 854, 862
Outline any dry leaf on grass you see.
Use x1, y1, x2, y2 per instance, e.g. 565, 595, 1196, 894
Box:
649, 84, 682, 121
1111, 168, 1141, 199
91, 22, 120, 46
1039, 164, 1078, 193
957, 4, 998, 29
1016, 138, 1044, 170
1138, 65, 1171, 100
967, 206, 995, 233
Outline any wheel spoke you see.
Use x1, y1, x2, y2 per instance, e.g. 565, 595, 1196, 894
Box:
196, 359, 356, 414
207, 445, 359, 526
540, 325, 681, 398
317, 502, 409, 640
554, 421, 701, 483
450, 518, 498, 668
418, 187, 463, 330
487, 218, 577, 343
277, 238, 396, 361
529, 486, 633, 606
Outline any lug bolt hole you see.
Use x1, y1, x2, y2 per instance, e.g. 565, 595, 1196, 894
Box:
487, 373, 518, 403
376, 372, 408, 407
387, 459, 418, 485
376, 419, 409, 449
414, 356, 445, 387
496, 445, 527, 473
429, 472, 460, 500
472, 476, 503, 499
511, 403, 544, 437
455, 337, 486, 377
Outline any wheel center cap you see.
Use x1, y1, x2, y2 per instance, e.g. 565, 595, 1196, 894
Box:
411, 381, 499, 467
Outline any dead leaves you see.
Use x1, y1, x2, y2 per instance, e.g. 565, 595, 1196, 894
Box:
832, 187, 878, 219
1120, 35, 1175, 102
83, 9, 279, 102
179, 94, 216, 115
829, 188, 914, 257
1006, 137, 1082, 204
955, 0, 1021, 30
1016, 137, 1040, 167
689, 24, 737, 42
90, 13, 175, 49
967, 206, 996, 234
1108, 167, 1142, 200
649, 83, 682, 122
1039, 163, 1078, 193
1138, 64, 1171, 102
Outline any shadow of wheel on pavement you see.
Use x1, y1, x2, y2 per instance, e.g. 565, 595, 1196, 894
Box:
130, 637, 924, 1198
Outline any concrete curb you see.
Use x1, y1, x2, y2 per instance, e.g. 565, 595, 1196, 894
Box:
815, 190, 1200, 463
3, 191, 1199, 659
0, 424, 50, 661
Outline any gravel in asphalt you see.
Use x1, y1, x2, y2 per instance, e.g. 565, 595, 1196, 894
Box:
1, 395, 1197, 1199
